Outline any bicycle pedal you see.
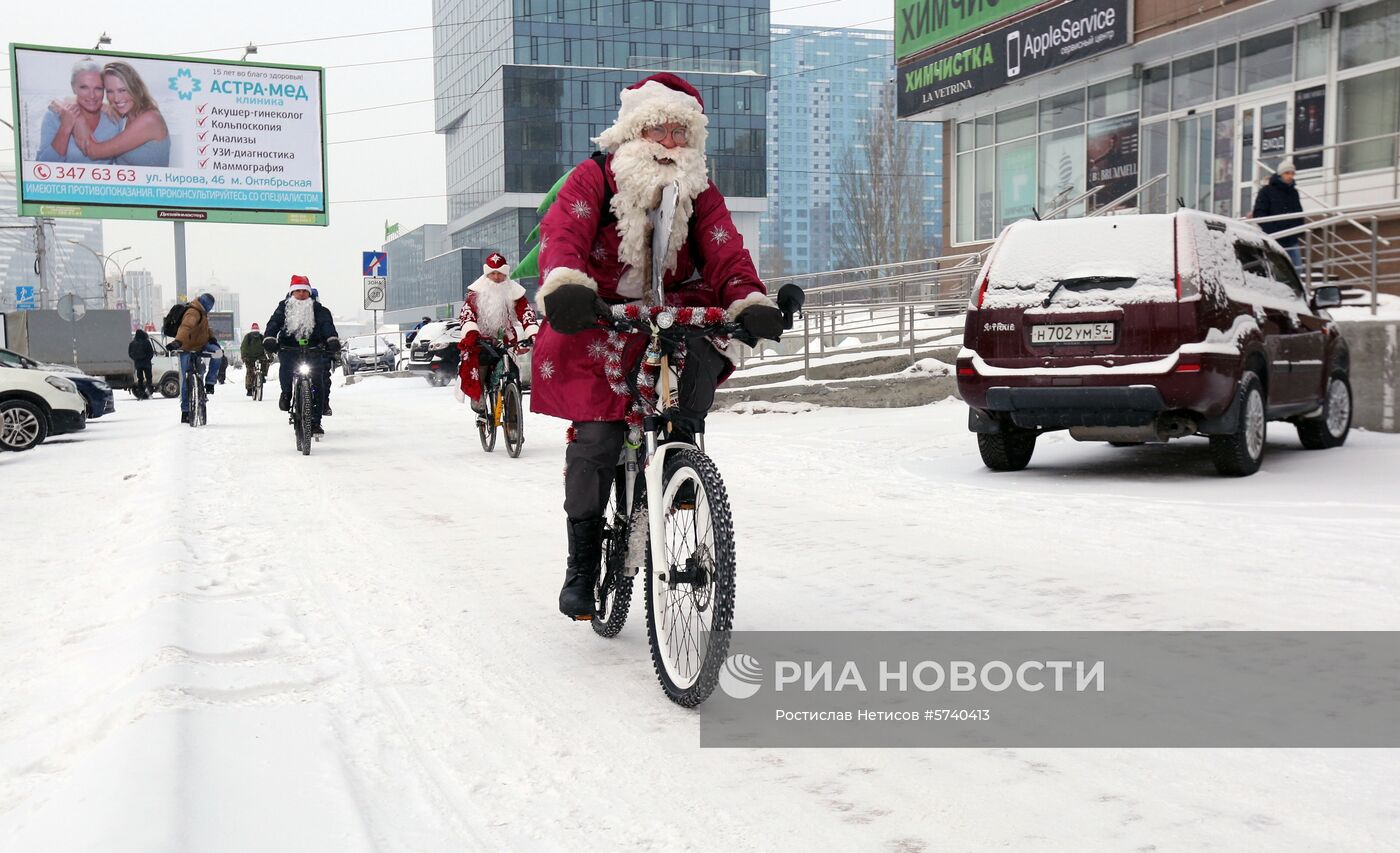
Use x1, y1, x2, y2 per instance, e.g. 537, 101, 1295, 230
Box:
570, 613, 594, 622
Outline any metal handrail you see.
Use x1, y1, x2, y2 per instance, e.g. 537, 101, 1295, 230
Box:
1040, 186, 1101, 220
1088, 174, 1168, 217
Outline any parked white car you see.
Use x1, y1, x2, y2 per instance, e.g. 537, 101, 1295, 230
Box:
0, 363, 87, 451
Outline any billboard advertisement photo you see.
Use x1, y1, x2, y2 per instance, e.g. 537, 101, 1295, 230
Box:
9, 44, 327, 226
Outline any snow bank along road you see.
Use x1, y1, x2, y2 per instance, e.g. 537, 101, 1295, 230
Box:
3, 375, 1399, 851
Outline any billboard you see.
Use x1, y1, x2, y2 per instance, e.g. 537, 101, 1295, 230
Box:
897, 0, 1131, 117
9, 44, 327, 226
896, 0, 1048, 62
208, 310, 235, 344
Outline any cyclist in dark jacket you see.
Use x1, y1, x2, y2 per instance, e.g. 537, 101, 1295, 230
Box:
1251, 157, 1304, 268
127, 329, 154, 398
262, 275, 340, 434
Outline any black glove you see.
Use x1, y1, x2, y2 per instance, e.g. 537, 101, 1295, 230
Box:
544, 284, 608, 335
165, 341, 181, 352
737, 304, 785, 341
324, 337, 341, 354
263, 336, 280, 354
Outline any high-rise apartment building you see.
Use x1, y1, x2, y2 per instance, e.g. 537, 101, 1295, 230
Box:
762, 25, 943, 276
0, 182, 106, 311
436, 0, 771, 296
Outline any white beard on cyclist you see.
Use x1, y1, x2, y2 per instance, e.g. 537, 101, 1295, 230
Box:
472, 278, 516, 341
284, 296, 316, 340
609, 137, 709, 296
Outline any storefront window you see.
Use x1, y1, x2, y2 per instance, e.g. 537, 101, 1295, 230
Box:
976, 149, 995, 241
957, 121, 975, 153
1216, 45, 1238, 99
1171, 51, 1215, 110
976, 115, 994, 148
1039, 127, 1086, 216
1341, 0, 1400, 69
1240, 28, 1294, 92
996, 140, 1037, 230
957, 153, 976, 241
1141, 64, 1170, 117
1338, 67, 1400, 173
1142, 121, 1169, 213
1088, 75, 1136, 120
996, 103, 1037, 142
1295, 20, 1327, 80
1039, 90, 1086, 132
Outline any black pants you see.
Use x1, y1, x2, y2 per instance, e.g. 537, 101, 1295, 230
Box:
563, 342, 725, 520
133, 361, 153, 393
278, 350, 330, 421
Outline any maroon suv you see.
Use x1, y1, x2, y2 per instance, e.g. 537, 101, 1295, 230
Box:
956, 211, 1351, 476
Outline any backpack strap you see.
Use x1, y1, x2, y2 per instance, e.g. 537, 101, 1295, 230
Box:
589, 151, 617, 229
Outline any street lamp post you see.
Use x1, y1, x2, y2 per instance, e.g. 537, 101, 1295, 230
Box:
66, 241, 132, 308
117, 256, 143, 321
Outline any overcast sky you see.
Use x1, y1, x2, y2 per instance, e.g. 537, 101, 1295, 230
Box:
2, 0, 891, 324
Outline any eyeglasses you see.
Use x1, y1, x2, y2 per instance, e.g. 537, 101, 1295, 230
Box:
642, 125, 688, 144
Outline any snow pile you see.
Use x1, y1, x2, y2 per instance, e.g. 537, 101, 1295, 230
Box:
723, 400, 820, 414
1331, 292, 1400, 320
982, 216, 1177, 309
900, 358, 952, 377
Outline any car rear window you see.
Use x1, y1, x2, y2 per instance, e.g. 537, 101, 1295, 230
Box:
983, 216, 1177, 309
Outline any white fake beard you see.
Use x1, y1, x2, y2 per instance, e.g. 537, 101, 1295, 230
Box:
285, 296, 315, 340
609, 138, 709, 298
473, 279, 516, 340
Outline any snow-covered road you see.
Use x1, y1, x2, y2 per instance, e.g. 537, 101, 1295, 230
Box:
4, 374, 1399, 851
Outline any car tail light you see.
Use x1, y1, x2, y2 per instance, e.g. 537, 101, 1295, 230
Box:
1174, 354, 1202, 373
974, 275, 990, 309
956, 360, 977, 377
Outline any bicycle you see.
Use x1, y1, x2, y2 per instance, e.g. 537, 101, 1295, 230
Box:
251, 358, 269, 401
286, 344, 328, 456
586, 286, 803, 707
181, 350, 208, 428
476, 340, 528, 458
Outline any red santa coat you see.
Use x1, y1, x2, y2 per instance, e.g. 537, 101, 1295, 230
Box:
456, 276, 540, 402
530, 154, 771, 422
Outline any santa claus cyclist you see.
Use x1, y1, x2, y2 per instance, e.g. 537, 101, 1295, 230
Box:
455, 251, 540, 418
531, 72, 785, 620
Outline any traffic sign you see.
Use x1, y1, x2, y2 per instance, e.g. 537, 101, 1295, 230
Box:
364, 276, 387, 310
15, 286, 36, 310
57, 293, 86, 322
363, 251, 388, 277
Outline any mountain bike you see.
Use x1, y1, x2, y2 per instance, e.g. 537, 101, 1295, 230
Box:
182, 350, 208, 428
476, 341, 528, 458
588, 286, 803, 707
287, 344, 328, 456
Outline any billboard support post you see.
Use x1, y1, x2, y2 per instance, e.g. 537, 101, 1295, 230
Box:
174, 222, 188, 304
35, 220, 52, 310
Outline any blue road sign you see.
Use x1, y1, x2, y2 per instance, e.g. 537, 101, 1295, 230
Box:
363, 251, 388, 277
15, 286, 36, 310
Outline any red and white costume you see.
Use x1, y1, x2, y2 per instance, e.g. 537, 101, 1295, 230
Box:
530, 72, 774, 423
455, 252, 539, 403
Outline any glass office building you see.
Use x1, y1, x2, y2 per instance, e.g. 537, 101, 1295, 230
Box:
435, 0, 771, 292
763, 26, 944, 275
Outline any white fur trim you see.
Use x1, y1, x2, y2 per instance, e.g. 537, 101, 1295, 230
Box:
460, 321, 480, 334
522, 323, 540, 338
726, 290, 778, 321
483, 262, 512, 277
538, 266, 599, 303
595, 81, 709, 153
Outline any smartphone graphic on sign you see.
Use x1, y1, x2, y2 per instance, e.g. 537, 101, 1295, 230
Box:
1006, 31, 1022, 78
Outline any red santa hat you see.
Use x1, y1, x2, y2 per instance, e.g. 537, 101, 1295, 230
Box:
288, 274, 312, 294
251, 322, 260, 331
594, 72, 709, 153
483, 251, 510, 278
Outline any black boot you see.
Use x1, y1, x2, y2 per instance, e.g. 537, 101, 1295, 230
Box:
279, 391, 291, 411
559, 516, 604, 619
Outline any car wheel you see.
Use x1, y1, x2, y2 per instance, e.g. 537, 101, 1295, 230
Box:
1210, 371, 1266, 476
159, 374, 180, 398
977, 426, 1037, 471
1, 399, 50, 452
1295, 371, 1351, 450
